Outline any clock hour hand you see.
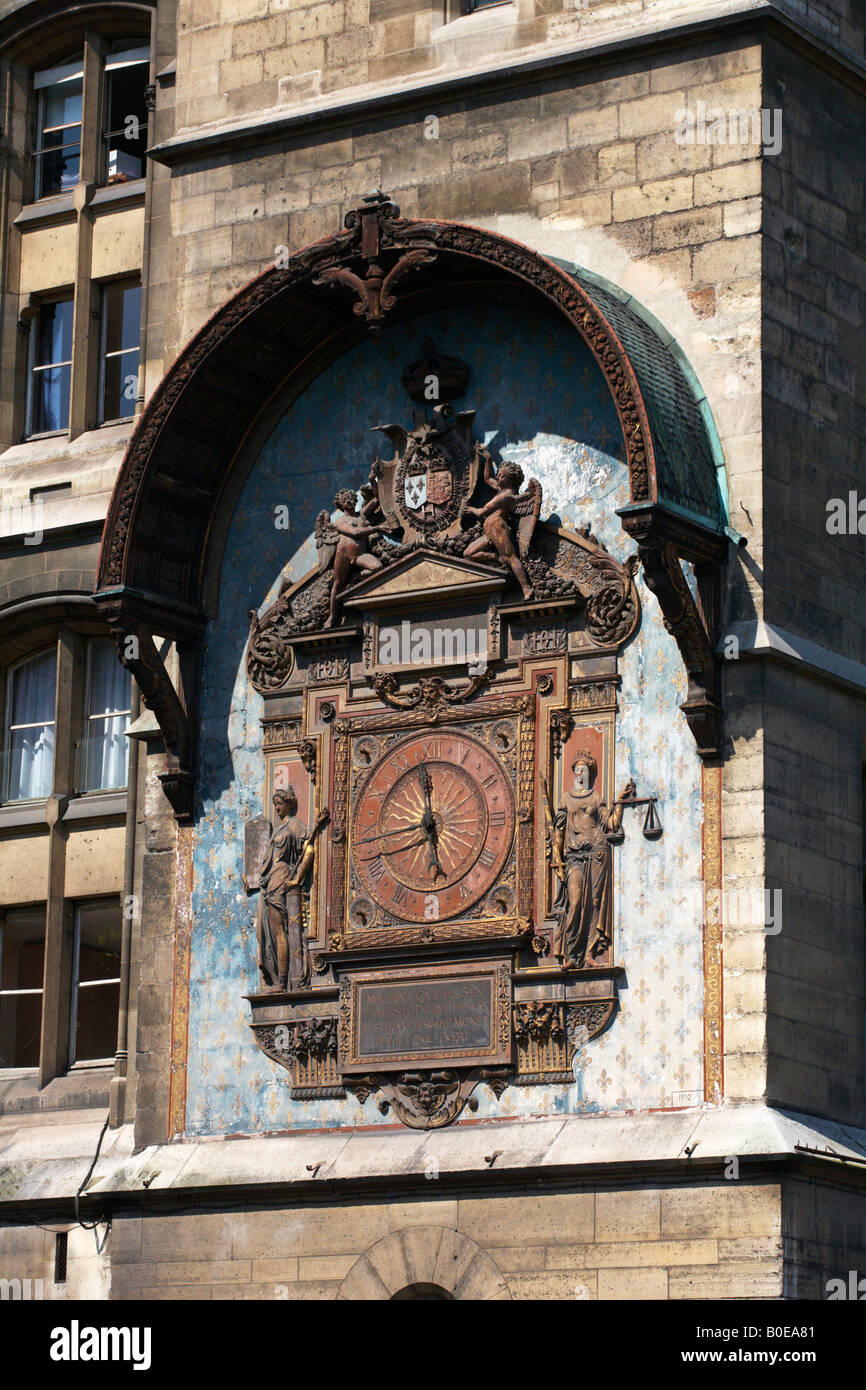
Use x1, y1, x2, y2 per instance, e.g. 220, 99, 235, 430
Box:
418, 767, 436, 836
418, 768, 445, 880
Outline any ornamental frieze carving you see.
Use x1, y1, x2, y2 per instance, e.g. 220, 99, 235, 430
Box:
245, 359, 640, 693
252, 1020, 343, 1099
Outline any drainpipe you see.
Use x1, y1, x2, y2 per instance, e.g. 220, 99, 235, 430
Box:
135, 11, 158, 414
109, 682, 140, 1128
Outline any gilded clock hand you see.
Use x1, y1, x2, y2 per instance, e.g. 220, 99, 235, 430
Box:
418, 766, 436, 836
356, 836, 428, 861
418, 766, 445, 880
355, 821, 425, 846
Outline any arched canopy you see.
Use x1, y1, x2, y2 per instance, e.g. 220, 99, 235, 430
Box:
93, 198, 728, 791
95, 201, 725, 627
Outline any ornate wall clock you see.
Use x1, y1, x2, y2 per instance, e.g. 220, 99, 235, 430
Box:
351, 730, 515, 924
243, 343, 656, 1129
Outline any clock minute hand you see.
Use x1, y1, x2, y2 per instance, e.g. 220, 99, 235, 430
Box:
355, 821, 425, 846
418, 767, 445, 881
356, 836, 428, 861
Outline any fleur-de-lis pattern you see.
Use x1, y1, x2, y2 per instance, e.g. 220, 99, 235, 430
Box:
182, 305, 705, 1135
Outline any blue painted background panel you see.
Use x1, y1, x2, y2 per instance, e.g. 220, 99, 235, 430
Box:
185, 304, 704, 1135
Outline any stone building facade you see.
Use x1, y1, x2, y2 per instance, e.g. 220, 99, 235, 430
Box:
0, 0, 864, 1302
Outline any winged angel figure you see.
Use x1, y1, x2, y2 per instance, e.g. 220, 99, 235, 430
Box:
462, 447, 541, 601
316, 490, 389, 628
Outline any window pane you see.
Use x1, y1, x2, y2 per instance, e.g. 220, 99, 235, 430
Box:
32, 363, 72, 433
104, 283, 141, 356
7, 726, 55, 800
101, 284, 141, 422
6, 650, 56, 801
103, 51, 149, 185
72, 905, 121, 1062
102, 349, 139, 421
35, 300, 73, 367
10, 649, 56, 726
86, 641, 130, 718
35, 140, 81, 198
33, 57, 83, 197
41, 78, 83, 131
0, 913, 45, 1068
80, 641, 130, 791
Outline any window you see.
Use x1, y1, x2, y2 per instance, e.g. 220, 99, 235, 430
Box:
99, 281, 141, 423
78, 640, 131, 792
102, 42, 150, 186
30, 40, 150, 200
27, 299, 73, 436
69, 902, 121, 1063
0, 910, 45, 1068
4, 649, 56, 802
32, 56, 83, 199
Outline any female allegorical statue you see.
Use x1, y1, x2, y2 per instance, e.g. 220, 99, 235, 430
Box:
256, 788, 329, 993
553, 750, 635, 969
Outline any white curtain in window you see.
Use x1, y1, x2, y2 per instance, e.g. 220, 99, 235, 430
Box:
7, 651, 56, 801
9, 726, 55, 800
84, 713, 128, 791
84, 644, 130, 791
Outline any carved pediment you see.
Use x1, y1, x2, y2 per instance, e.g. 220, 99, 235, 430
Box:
341, 548, 507, 611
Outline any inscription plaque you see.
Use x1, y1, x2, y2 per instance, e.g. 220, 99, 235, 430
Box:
341, 960, 511, 1073
358, 978, 492, 1057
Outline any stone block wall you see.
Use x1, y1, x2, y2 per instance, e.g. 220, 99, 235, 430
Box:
757, 40, 866, 1128
151, 37, 771, 1125
105, 1179, 786, 1300
167, 0, 863, 136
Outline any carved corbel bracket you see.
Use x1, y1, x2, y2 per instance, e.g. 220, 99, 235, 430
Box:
343, 1067, 510, 1129
313, 192, 437, 335
367, 668, 493, 712
106, 616, 196, 821
618, 506, 724, 761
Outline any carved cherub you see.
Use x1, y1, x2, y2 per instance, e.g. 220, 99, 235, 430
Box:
318, 488, 390, 628
462, 449, 541, 601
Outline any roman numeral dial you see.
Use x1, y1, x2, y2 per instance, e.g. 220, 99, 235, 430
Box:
351, 728, 515, 923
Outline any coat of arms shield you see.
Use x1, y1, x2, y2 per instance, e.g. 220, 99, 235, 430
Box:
426, 470, 452, 505
404, 472, 427, 509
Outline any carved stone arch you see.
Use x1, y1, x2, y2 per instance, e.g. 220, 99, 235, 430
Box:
0, 2, 155, 59
337, 1225, 511, 1301
94, 193, 729, 816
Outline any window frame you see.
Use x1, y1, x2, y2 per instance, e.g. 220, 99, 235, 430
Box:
68, 899, 122, 1067
101, 42, 151, 189
97, 278, 142, 427
31, 55, 84, 202
76, 637, 132, 793
28, 37, 151, 206
461, 0, 513, 12
3, 646, 58, 805
0, 907, 47, 1073
0, 626, 132, 1086
24, 296, 75, 439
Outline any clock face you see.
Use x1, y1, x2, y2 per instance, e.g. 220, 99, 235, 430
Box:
351, 730, 515, 923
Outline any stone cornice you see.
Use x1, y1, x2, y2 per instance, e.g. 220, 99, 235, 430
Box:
721, 620, 866, 697
2, 1103, 865, 1212
147, 4, 865, 169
